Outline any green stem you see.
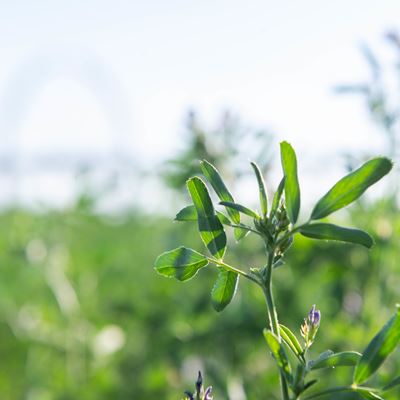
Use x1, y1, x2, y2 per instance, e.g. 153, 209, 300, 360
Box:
228, 223, 263, 236
261, 249, 290, 400
208, 258, 258, 284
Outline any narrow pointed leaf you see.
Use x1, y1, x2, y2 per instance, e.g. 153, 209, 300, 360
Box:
187, 177, 227, 259
211, 269, 239, 312
308, 351, 361, 370
263, 329, 292, 382
251, 162, 268, 216
279, 324, 304, 361
383, 376, 400, 391
299, 223, 374, 248
220, 201, 259, 219
311, 157, 393, 220
270, 177, 285, 216
200, 160, 240, 224
280, 142, 300, 224
354, 307, 400, 385
154, 246, 208, 281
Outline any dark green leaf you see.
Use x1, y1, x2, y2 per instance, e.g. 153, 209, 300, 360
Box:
200, 160, 240, 224
251, 161, 268, 217
299, 223, 374, 248
354, 307, 400, 385
311, 157, 393, 220
211, 269, 239, 312
383, 376, 400, 391
187, 177, 227, 259
308, 351, 361, 370
271, 177, 285, 216
220, 201, 259, 219
154, 246, 208, 281
279, 324, 304, 362
263, 329, 292, 383
280, 142, 300, 224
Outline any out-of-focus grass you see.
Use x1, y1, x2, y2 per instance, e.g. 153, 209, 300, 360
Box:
0, 196, 398, 399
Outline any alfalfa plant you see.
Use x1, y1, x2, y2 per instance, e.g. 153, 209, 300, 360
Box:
154, 142, 400, 399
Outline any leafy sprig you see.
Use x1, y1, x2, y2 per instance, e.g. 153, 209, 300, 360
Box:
154, 142, 397, 399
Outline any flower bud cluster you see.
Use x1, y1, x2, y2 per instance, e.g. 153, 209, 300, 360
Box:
254, 202, 292, 265
300, 305, 321, 349
183, 371, 213, 400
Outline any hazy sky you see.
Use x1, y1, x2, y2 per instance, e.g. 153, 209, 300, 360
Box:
0, 1, 398, 208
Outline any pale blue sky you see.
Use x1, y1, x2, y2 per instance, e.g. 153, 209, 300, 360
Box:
0, 1, 398, 208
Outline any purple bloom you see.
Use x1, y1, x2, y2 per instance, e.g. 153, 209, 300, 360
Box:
308, 304, 321, 327
204, 386, 213, 400
301, 304, 321, 349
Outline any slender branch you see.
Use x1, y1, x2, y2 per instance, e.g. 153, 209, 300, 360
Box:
208, 258, 259, 283
228, 223, 263, 236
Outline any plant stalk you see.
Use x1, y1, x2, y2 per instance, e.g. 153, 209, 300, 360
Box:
261, 248, 290, 400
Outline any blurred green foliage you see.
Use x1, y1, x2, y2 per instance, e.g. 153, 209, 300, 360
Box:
1, 32, 400, 399
0, 185, 399, 399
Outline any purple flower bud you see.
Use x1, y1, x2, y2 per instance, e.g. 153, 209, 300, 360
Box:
204, 386, 213, 400
301, 304, 321, 349
308, 304, 321, 327
196, 371, 203, 393
184, 391, 194, 400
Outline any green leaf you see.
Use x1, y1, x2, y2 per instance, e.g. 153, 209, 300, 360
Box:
311, 157, 393, 220
234, 227, 249, 241
175, 205, 197, 221
263, 329, 292, 383
176, 204, 234, 226
279, 324, 304, 362
354, 307, 400, 385
271, 177, 285, 216
211, 269, 239, 312
299, 223, 374, 248
357, 389, 384, 400
308, 351, 361, 370
383, 376, 400, 391
220, 201, 259, 219
280, 142, 300, 224
200, 160, 240, 224
250, 162, 268, 217
303, 386, 382, 400
154, 246, 209, 281
216, 211, 231, 225
175, 205, 251, 242
187, 177, 227, 259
